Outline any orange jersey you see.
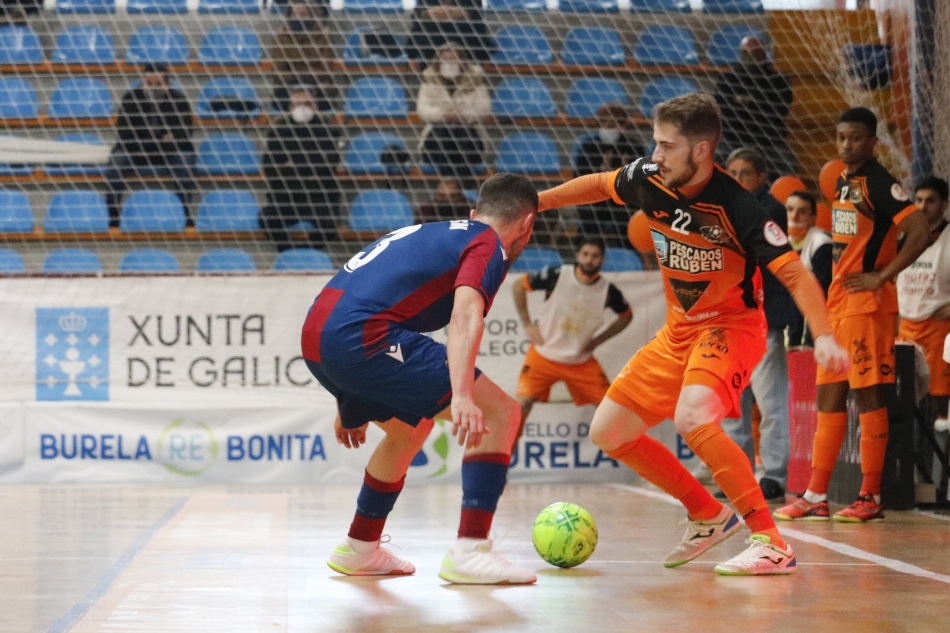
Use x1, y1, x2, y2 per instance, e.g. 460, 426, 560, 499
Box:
609, 159, 797, 330
827, 158, 918, 319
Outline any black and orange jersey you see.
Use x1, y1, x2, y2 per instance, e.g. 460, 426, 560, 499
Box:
609, 158, 797, 328
828, 158, 918, 319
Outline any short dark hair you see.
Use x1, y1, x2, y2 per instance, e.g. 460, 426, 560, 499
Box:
654, 93, 721, 145
726, 147, 768, 175
915, 175, 949, 202
475, 173, 538, 223
142, 62, 168, 75
787, 190, 818, 214
577, 235, 606, 256
838, 107, 878, 136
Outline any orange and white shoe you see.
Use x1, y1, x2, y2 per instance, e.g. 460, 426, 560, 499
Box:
327, 537, 415, 576
714, 535, 797, 576
833, 493, 885, 523
773, 497, 830, 521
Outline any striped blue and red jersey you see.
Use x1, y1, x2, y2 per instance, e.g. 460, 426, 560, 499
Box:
302, 220, 509, 362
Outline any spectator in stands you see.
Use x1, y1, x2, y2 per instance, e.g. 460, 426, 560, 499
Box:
416, 44, 490, 181
719, 147, 796, 502
270, 1, 335, 114
786, 190, 832, 346
415, 177, 471, 223
573, 103, 643, 246
715, 36, 794, 178
261, 86, 340, 252
1, 0, 39, 24
106, 64, 196, 227
407, 0, 494, 65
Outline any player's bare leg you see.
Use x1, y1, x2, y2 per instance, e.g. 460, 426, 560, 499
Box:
515, 395, 536, 445
439, 375, 537, 585
327, 417, 434, 577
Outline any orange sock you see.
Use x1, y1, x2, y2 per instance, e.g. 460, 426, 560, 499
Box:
808, 411, 848, 495
607, 436, 721, 521
859, 408, 889, 496
684, 424, 786, 549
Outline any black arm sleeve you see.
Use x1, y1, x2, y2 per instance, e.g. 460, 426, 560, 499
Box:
525, 266, 560, 295
605, 284, 630, 314
810, 243, 833, 296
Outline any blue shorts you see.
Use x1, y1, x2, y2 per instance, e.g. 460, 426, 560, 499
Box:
305, 328, 481, 429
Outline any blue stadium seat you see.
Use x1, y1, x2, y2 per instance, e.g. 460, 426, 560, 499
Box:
48, 78, 113, 120
119, 249, 180, 272
843, 44, 892, 90
42, 249, 102, 274
348, 190, 413, 232
565, 78, 628, 119
345, 133, 411, 175
707, 26, 767, 66
120, 190, 186, 233
342, 27, 407, 65
45, 134, 107, 177
634, 25, 699, 66
561, 27, 625, 66
0, 191, 33, 233
0, 78, 38, 119
344, 77, 408, 119
0, 160, 32, 177
602, 247, 644, 272
198, 0, 260, 13
508, 247, 563, 273
126, 26, 189, 66
484, 0, 545, 10
559, 0, 618, 12
343, 0, 402, 11
196, 248, 256, 272
0, 26, 43, 65
195, 190, 260, 232
703, 0, 763, 13
495, 131, 560, 174
196, 77, 261, 119
0, 249, 26, 274
52, 25, 116, 65
639, 77, 699, 118
199, 26, 261, 65
128, 0, 188, 13
273, 248, 335, 272
45, 191, 109, 233
490, 25, 553, 65
492, 78, 556, 118
56, 0, 116, 13
196, 133, 260, 175
630, 0, 690, 11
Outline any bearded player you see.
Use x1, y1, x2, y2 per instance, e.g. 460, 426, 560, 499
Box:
537, 94, 849, 575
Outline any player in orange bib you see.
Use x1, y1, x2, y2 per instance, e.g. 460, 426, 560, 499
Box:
538, 94, 849, 576
774, 108, 930, 523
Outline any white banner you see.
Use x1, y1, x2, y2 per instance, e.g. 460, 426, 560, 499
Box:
0, 272, 676, 483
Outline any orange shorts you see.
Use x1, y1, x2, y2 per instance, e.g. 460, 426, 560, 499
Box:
517, 345, 611, 406
606, 318, 767, 426
898, 317, 950, 397
816, 312, 897, 388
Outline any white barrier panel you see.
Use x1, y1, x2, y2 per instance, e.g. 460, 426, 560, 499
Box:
0, 272, 679, 483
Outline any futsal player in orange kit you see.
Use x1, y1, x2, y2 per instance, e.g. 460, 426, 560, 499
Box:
538, 94, 850, 575
774, 108, 930, 522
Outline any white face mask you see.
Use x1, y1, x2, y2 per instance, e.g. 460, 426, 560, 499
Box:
439, 62, 461, 80
291, 105, 315, 124
599, 128, 621, 144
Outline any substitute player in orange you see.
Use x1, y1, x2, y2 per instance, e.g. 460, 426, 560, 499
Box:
538, 93, 849, 575
513, 236, 632, 434
775, 108, 930, 523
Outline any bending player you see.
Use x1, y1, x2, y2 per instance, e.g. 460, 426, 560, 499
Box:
301, 174, 539, 584
513, 236, 632, 437
538, 94, 849, 575
775, 108, 929, 522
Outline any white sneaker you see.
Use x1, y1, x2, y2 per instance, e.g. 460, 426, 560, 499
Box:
714, 535, 797, 576
438, 538, 537, 585
327, 537, 415, 576
663, 505, 741, 568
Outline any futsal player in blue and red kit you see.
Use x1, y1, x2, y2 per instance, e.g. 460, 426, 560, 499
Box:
301, 174, 539, 584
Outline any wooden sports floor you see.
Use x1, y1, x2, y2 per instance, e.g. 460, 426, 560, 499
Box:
1, 483, 948, 633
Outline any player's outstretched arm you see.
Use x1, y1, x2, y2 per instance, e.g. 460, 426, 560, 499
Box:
512, 276, 544, 345
537, 171, 620, 213
768, 255, 850, 374
843, 210, 930, 292
447, 285, 489, 448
